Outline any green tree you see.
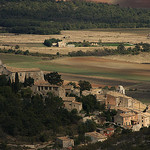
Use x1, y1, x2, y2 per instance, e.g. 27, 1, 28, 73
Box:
0, 75, 8, 86
15, 45, 19, 49
44, 72, 63, 85
78, 80, 92, 92
13, 72, 21, 93
67, 82, 77, 88
24, 76, 34, 87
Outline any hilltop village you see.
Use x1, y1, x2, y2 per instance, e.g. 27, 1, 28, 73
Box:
0, 61, 150, 149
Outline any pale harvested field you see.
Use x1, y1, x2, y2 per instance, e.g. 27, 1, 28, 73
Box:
102, 52, 150, 63
0, 28, 150, 54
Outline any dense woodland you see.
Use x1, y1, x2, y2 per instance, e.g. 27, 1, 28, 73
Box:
0, 74, 107, 146
0, 0, 150, 34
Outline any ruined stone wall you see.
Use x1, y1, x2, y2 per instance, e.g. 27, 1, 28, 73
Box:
9, 71, 44, 83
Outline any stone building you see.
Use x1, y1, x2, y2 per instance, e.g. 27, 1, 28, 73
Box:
56, 136, 74, 148
62, 97, 82, 112
1, 65, 44, 83
114, 111, 138, 127
0, 64, 11, 76
64, 85, 80, 97
58, 41, 66, 47
85, 132, 107, 143
32, 80, 66, 98
138, 112, 150, 128
106, 91, 146, 111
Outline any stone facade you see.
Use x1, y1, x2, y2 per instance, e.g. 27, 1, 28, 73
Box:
64, 85, 80, 97
58, 41, 66, 47
56, 136, 74, 148
32, 81, 66, 98
106, 91, 146, 111
138, 112, 150, 128
114, 108, 150, 129
62, 97, 82, 112
0, 64, 11, 76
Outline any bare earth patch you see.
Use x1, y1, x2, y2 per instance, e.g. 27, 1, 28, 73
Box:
102, 52, 150, 63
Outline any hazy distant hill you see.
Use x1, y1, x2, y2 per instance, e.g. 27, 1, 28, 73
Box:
0, 0, 150, 34
87, 0, 150, 8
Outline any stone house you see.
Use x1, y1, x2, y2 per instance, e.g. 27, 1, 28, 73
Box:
64, 85, 80, 97
138, 112, 150, 128
96, 127, 115, 137
0, 63, 11, 76
32, 80, 66, 98
85, 132, 107, 143
58, 41, 66, 47
114, 112, 138, 128
62, 97, 82, 112
106, 91, 146, 111
6, 67, 44, 83
82, 88, 102, 96
56, 136, 74, 148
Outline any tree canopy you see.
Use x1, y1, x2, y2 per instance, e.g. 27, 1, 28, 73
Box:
78, 80, 92, 92
44, 72, 63, 85
0, 1, 150, 34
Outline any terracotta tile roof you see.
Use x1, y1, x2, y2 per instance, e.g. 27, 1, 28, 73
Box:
140, 112, 150, 117
62, 97, 76, 102
34, 80, 59, 87
72, 101, 82, 105
107, 91, 131, 99
57, 136, 72, 141
120, 112, 136, 117
117, 107, 131, 112
106, 128, 115, 131
64, 85, 74, 89
85, 132, 107, 139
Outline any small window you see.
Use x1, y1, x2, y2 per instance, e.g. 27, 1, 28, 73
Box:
54, 87, 58, 91
38, 86, 40, 91
45, 87, 48, 90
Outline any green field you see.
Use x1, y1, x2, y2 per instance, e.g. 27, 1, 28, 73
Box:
102, 43, 133, 47
1, 53, 150, 82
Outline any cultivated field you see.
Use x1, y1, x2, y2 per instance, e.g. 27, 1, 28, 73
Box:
0, 28, 150, 54
1, 53, 150, 84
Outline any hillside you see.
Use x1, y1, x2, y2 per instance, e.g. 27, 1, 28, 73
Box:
0, 0, 150, 34
75, 127, 150, 150
87, 0, 150, 8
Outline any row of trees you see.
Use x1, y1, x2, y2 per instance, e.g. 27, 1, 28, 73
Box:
68, 43, 150, 57
0, 1, 150, 34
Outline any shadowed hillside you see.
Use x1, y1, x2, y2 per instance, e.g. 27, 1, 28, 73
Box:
0, 0, 150, 34
87, 0, 150, 8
